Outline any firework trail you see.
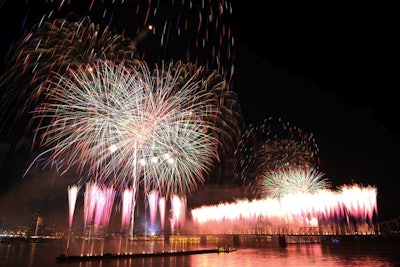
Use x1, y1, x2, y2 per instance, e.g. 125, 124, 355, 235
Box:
66, 184, 78, 254
233, 116, 320, 196
33, 0, 236, 81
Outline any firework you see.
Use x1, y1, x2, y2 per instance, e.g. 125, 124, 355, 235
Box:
83, 182, 116, 230
339, 183, 378, 222
121, 187, 136, 232
27, 59, 220, 196
0, 15, 140, 140
0, 0, 235, 120
149, 59, 244, 184
0, 0, 244, 233
0, 1, 244, 182
233, 116, 320, 195
67, 185, 79, 229
258, 167, 331, 199
190, 184, 378, 235
33, 0, 236, 81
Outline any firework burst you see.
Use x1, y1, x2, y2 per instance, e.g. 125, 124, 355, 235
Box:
0, 1, 244, 181
157, 61, 244, 182
0, 15, 140, 140
0, 0, 244, 233
258, 167, 331, 199
233, 117, 320, 195
28, 59, 220, 196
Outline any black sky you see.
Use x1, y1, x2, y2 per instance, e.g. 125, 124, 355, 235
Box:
0, 1, 399, 223
231, 3, 399, 221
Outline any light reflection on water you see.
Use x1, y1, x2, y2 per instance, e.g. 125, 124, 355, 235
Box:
1, 238, 399, 267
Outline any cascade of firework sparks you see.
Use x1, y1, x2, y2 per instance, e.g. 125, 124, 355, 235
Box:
67, 185, 79, 230
121, 187, 136, 232
158, 196, 166, 230
66, 183, 188, 235
233, 116, 320, 197
148, 190, 159, 230
66, 184, 78, 254
190, 183, 378, 235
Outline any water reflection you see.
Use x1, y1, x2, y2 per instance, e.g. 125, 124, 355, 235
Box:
1, 238, 399, 267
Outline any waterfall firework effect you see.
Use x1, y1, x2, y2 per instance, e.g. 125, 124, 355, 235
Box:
190, 183, 378, 235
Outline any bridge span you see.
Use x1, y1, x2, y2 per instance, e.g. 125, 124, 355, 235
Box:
178, 216, 400, 241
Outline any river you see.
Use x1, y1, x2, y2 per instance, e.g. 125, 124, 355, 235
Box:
1, 235, 399, 267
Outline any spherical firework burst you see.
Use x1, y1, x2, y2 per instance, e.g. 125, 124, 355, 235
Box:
258, 167, 331, 199
233, 117, 320, 196
28, 59, 220, 197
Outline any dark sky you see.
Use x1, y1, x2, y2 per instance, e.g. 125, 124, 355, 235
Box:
0, 1, 399, 226
232, 3, 399, 221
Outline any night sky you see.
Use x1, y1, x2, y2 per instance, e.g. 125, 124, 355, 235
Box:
231, 3, 399, 221
0, 1, 398, 227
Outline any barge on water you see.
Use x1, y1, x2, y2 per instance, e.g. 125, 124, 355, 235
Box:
56, 247, 236, 262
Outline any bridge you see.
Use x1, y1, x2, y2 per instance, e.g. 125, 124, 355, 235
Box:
375, 216, 400, 237
180, 216, 400, 238
164, 216, 400, 246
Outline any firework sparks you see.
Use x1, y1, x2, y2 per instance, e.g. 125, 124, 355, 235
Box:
258, 167, 331, 199
28, 59, 220, 197
121, 187, 135, 232
1, 0, 244, 183
0, 0, 243, 234
13, 0, 236, 78
233, 116, 320, 196
0, 15, 140, 139
67, 184, 79, 230
190, 184, 378, 235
